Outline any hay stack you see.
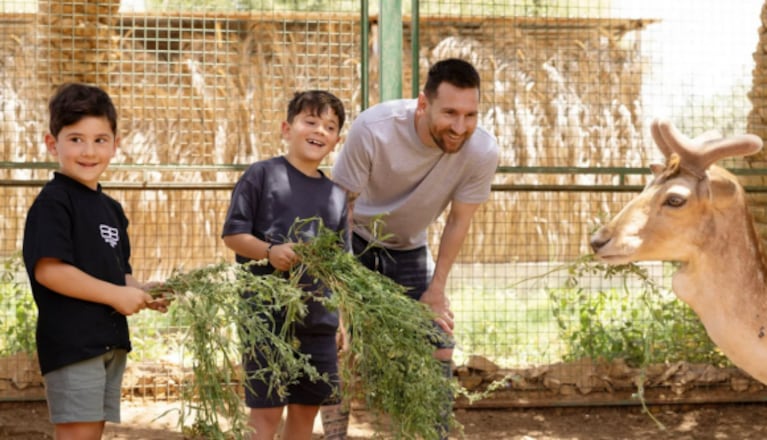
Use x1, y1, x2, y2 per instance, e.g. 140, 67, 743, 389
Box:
747, 1, 767, 242
106, 15, 359, 278
36, 0, 122, 89
748, 1, 767, 141
415, 20, 649, 262
1, 11, 652, 272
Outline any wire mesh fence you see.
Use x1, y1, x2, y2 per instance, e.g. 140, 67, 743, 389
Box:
2, 0, 767, 408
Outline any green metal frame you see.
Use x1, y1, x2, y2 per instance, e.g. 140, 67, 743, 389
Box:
360, 0, 369, 109
378, 0, 403, 101
411, 0, 420, 98
494, 166, 767, 192
6, 162, 767, 192
360, 0, 419, 103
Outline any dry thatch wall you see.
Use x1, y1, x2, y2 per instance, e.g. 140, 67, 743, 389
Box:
748, 2, 767, 141
413, 16, 652, 262
0, 8, 654, 276
747, 1, 767, 242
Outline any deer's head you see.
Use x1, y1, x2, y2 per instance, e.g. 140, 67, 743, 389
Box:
590, 119, 763, 265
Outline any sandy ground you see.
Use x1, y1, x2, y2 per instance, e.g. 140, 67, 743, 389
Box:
3, 399, 767, 439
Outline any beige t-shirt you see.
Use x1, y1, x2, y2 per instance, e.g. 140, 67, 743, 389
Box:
331, 99, 499, 250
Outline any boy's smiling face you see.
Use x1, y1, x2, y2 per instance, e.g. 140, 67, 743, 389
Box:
45, 115, 118, 190
281, 108, 341, 173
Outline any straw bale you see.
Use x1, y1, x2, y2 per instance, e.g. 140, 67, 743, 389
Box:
1, 11, 653, 270
38, 0, 120, 18
746, 0, 767, 242
411, 18, 648, 262
43, 23, 116, 40
35, 2, 122, 86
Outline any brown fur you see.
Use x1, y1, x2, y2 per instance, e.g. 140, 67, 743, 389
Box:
591, 119, 767, 383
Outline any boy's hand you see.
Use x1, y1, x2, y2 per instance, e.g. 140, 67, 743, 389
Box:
113, 286, 153, 316
268, 243, 299, 271
145, 298, 170, 313
141, 281, 173, 313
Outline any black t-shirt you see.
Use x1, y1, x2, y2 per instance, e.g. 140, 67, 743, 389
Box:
23, 172, 132, 375
222, 156, 348, 335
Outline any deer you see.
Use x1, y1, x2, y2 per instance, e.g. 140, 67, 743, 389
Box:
589, 118, 767, 383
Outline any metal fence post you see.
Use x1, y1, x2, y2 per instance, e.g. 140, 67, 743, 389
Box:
379, 0, 402, 101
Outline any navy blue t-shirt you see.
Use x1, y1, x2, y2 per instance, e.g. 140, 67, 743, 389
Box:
221, 156, 348, 336
23, 172, 132, 375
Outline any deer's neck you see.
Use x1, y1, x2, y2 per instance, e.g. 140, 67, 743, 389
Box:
674, 212, 767, 316
672, 211, 767, 382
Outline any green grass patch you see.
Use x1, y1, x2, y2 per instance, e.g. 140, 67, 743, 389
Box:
452, 286, 563, 367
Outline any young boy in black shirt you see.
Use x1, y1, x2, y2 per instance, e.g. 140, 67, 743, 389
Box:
222, 90, 347, 440
22, 83, 168, 439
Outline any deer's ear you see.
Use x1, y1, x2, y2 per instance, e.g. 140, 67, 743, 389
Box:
707, 173, 739, 206
650, 163, 665, 176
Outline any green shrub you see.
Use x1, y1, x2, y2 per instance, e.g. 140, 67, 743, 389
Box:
0, 253, 36, 356
549, 257, 728, 367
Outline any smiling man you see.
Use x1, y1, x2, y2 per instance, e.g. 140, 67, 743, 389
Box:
324, 58, 499, 440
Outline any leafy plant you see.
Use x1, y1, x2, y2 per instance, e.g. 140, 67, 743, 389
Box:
293, 218, 456, 439
548, 256, 728, 367
155, 261, 321, 439
0, 252, 36, 356
156, 217, 455, 439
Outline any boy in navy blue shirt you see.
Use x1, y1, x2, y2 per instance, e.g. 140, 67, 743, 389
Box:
222, 90, 347, 440
23, 83, 168, 439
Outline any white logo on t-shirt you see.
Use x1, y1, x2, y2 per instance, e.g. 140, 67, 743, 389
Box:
99, 224, 120, 248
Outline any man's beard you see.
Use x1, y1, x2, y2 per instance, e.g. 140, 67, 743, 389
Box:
430, 127, 467, 154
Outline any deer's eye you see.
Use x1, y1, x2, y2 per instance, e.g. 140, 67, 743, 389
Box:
664, 194, 686, 207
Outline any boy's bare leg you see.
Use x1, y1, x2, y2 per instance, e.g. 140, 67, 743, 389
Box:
54, 421, 105, 440
284, 404, 320, 440
248, 407, 283, 440
320, 403, 349, 439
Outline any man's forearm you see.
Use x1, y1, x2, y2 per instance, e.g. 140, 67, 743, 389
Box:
431, 202, 478, 292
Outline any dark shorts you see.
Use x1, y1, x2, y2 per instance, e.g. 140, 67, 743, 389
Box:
244, 333, 339, 408
352, 233, 455, 350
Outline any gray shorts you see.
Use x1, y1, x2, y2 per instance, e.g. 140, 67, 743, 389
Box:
44, 349, 127, 424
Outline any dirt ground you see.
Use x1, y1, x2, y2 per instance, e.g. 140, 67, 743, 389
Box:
2, 399, 767, 439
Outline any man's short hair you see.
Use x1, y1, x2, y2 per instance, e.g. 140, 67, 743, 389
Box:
423, 58, 481, 99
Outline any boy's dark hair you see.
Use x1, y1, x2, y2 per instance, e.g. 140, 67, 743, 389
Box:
287, 90, 346, 131
423, 58, 481, 100
48, 83, 118, 137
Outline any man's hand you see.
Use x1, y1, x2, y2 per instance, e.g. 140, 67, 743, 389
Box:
419, 285, 454, 335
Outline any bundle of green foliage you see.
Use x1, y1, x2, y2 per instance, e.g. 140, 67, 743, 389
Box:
158, 261, 323, 438
161, 219, 454, 439
293, 220, 454, 439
